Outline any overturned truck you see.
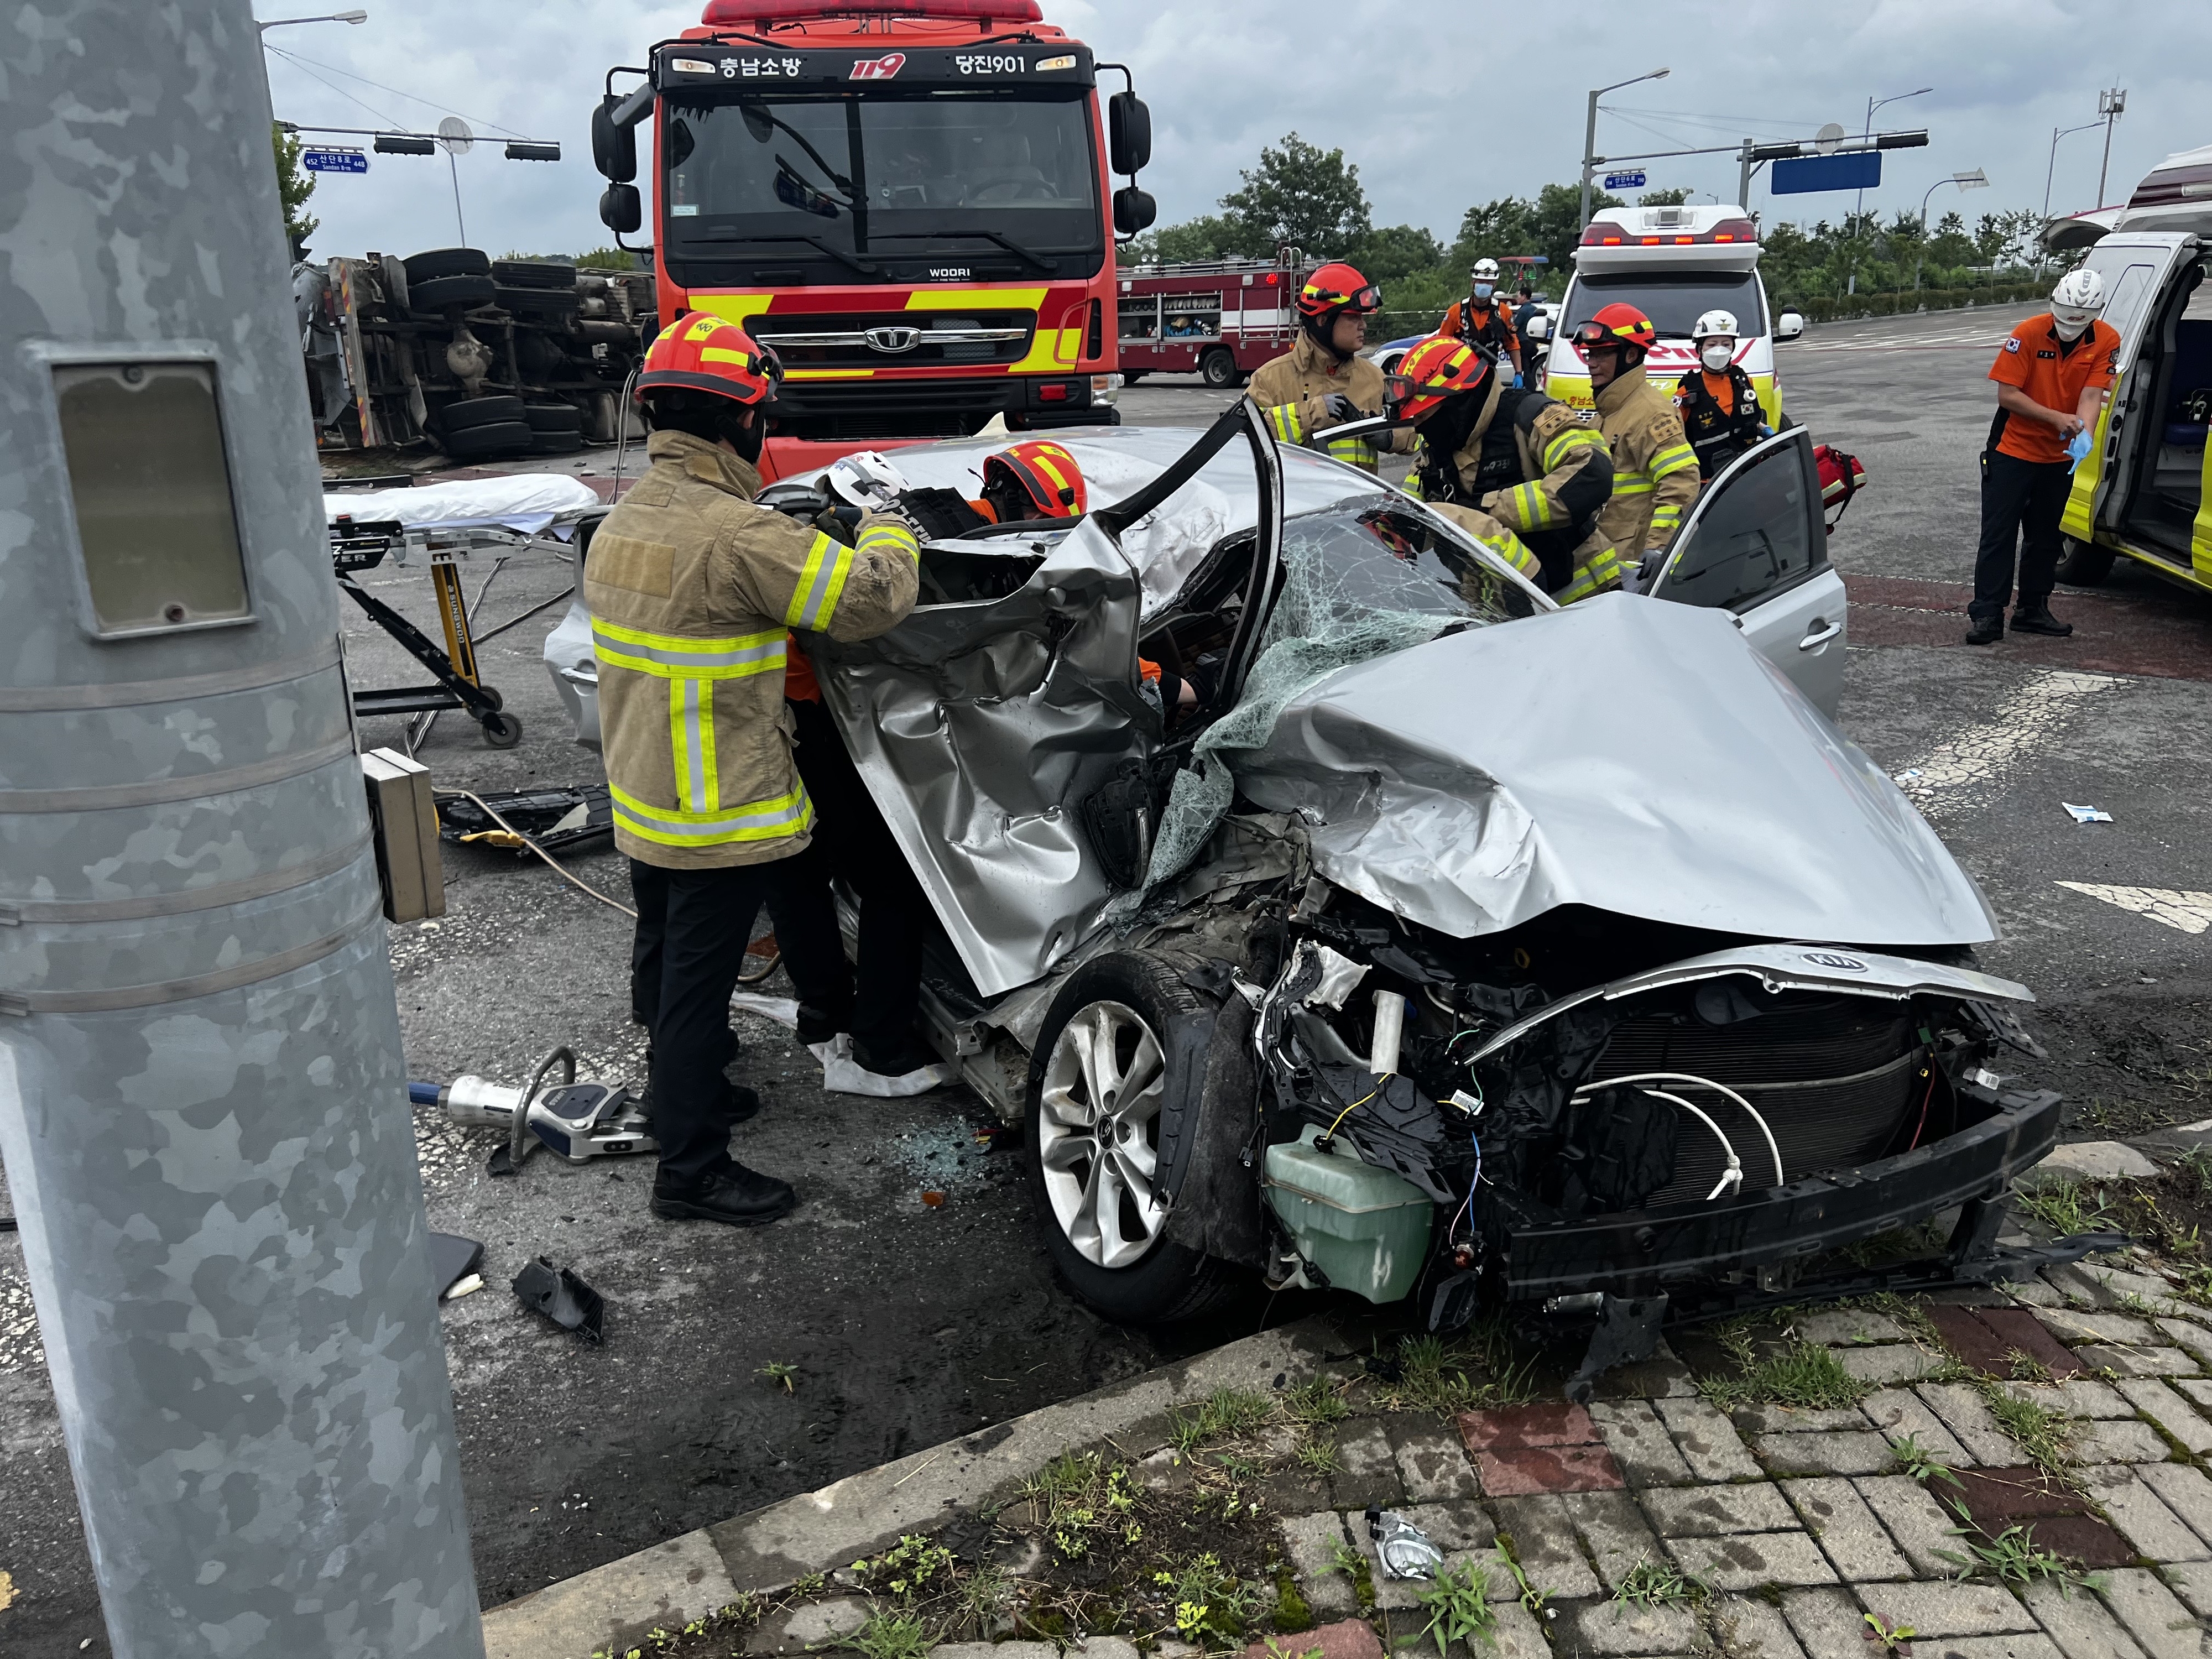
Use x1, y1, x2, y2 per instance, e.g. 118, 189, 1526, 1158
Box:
554, 404, 2114, 1393
295, 246, 657, 457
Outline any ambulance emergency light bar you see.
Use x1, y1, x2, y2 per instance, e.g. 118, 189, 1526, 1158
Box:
1582, 217, 1757, 248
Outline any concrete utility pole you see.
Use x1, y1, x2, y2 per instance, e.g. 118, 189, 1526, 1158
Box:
0, 4, 483, 1657
2096, 87, 2128, 208
1580, 67, 1670, 229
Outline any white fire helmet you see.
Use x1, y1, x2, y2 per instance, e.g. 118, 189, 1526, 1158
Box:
1471, 258, 1501, 281
2051, 268, 2106, 340
1693, 309, 1740, 371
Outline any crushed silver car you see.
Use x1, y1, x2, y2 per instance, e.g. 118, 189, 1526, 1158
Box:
553, 406, 2109, 1393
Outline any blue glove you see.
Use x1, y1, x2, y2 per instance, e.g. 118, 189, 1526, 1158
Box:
2065, 427, 2093, 470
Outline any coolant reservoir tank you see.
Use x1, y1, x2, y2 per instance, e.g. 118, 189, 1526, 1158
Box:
1262, 1125, 1433, 1305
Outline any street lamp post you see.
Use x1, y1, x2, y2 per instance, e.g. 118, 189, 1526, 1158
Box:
1916, 169, 1988, 288
2043, 119, 2105, 223
1855, 86, 1933, 216
1580, 67, 1671, 230
256, 8, 366, 27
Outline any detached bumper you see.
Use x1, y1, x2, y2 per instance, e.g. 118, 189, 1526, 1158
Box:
1490, 1084, 2064, 1304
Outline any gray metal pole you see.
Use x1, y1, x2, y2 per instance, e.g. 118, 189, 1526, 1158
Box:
1579, 86, 1600, 230
1738, 142, 1754, 213
0, 5, 483, 1657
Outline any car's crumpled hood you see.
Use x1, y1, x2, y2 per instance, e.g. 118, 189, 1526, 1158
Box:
1238, 592, 1997, 947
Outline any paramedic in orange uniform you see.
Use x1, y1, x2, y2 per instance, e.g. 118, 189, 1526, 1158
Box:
1968, 270, 2120, 645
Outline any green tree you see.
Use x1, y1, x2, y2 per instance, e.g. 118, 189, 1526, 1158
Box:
1927, 210, 1976, 269
272, 122, 318, 257
1219, 132, 1370, 256
1637, 187, 1692, 206
1354, 223, 1445, 284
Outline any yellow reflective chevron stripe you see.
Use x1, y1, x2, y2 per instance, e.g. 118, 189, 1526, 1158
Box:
1507, 480, 1555, 529
609, 780, 813, 849
1484, 529, 1541, 581
668, 677, 720, 813
855, 522, 920, 562
591, 619, 786, 679
1324, 432, 1379, 472
1542, 426, 1604, 472
786, 531, 855, 630
1265, 402, 1306, 444
1650, 441, 1699, 479
1648, 503, 1685, 540
1613, 477, 1655, 497
1556, 545, 1624, 604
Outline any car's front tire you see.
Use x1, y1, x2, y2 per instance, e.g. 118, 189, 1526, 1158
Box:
2055, 537, 2115, 586
1026, 952, 1239, 1324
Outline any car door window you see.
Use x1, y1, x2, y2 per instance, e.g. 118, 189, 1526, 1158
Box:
1652, 431, 1824, 612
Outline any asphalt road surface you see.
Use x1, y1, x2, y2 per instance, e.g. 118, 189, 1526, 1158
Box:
5, 303, 2211, 1655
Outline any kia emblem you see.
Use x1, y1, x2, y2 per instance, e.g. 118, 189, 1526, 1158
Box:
1803, 951, 1867, 972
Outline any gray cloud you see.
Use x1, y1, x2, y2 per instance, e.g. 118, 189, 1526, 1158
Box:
259, 0, 2212, 260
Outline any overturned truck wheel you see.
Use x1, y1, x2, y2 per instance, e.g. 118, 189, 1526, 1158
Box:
1026, 951, 1247, 1325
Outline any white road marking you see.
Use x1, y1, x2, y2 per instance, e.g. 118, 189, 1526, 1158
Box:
2056, 882, 2212, 935
1893, 669, 2122, 819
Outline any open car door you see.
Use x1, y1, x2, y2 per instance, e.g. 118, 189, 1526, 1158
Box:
2059, 232, 2200, 546
1645, 426, 1846, 717
812, 400, 1285, 998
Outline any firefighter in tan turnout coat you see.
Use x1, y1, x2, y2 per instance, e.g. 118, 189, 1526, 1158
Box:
587, 313, 919, 1227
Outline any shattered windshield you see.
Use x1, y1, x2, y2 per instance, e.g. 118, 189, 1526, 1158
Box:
1288, 500, 1542, 625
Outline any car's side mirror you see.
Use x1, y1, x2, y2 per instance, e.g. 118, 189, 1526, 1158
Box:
592, 96, 637, 184
1775, 310, 1806, 342
599, 183, 642, 235
1520, 313, 1550, 343
1108, 92, 1152, 176
1113, 187, 1157, 237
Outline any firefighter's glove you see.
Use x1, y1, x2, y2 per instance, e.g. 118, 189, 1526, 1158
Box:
812, 503, 864, 546
1321, 393, 1364, 425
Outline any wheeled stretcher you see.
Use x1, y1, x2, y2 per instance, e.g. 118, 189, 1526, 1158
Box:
324, 473, 609, 749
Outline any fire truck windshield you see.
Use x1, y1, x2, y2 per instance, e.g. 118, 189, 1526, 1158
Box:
664, 92, 1102, 282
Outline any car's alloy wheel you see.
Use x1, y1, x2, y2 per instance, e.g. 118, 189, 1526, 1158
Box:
1037, 1000, 1168, 1269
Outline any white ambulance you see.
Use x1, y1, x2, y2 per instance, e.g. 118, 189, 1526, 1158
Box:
1526, 202, 1802, 427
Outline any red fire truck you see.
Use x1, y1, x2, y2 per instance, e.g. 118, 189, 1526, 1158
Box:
1114, 255, 1307, 388
592, 0, 1155, 481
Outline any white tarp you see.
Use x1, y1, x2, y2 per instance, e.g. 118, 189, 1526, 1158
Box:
324, 472, 601, 535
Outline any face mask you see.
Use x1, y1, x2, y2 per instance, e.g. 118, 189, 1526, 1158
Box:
2052, 314, 2091, 341
1473, 284, 1494, 301
1700, 342, 1734, 372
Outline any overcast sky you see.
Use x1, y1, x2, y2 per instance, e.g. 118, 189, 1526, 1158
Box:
258, 0, 2211, 262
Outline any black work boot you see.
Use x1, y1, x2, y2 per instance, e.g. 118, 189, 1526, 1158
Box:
651, 1163, 797, 1226
1963, 612, 2005, 646
2011, 601, 2074, 637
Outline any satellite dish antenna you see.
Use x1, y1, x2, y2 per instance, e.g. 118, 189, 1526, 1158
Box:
1815, 123, 1846, 155
437, 116, 473, 155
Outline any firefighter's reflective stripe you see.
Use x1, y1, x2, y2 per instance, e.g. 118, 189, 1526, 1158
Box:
1542, 425, 1604, 472
591, 619, 787, 679
1556, 545, 1624, 604
1324, 432, 1380, 472
1487, 529, 1542, 582
1645, 440, 1699, 541
1506, 480, 1555, 529
785, 531, 855, 630
610, 780, 815, 849
855, 522, 921, 562
669, 677, 719, 813
1264, 402, 1306, 445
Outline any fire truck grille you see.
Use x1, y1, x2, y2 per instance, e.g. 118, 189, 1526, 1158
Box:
748, 311, 1035, 369
769, 380, 1022, 440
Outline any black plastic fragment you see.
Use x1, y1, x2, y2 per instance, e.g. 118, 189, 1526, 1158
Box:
427, 1232, 484, 1300
512, 1255, 605, 1344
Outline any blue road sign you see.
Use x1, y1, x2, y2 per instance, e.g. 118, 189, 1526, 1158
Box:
1603, 170, 1647, 191
302, 147, 368, 174
1772, 152, 1880, 194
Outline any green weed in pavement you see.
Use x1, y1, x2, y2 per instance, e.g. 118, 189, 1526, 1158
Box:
1411, 1559, 1498, 1654
1698, 1340, 1870, 1411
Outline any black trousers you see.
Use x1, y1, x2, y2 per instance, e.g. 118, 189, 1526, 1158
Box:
1972, 448, 2074, 621
789, 697, 933, 1060
628, 855, 847, 1187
